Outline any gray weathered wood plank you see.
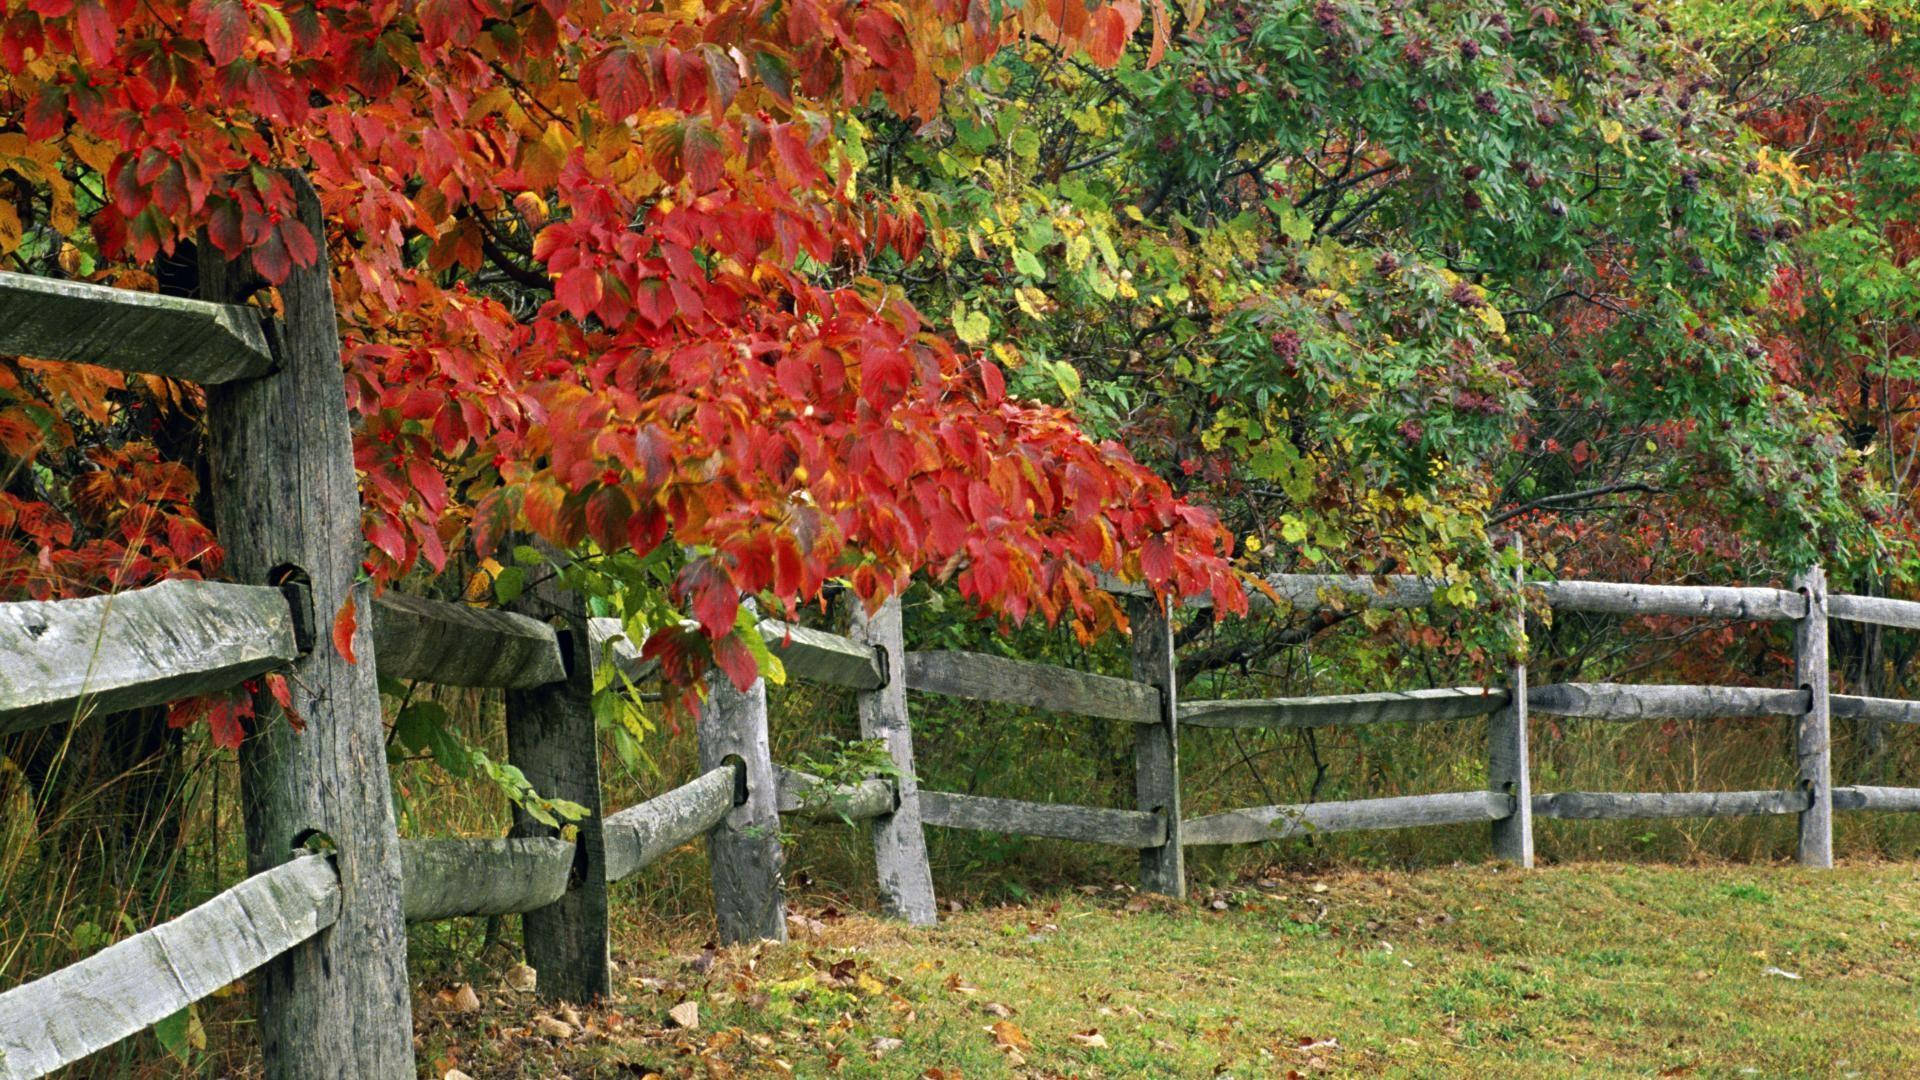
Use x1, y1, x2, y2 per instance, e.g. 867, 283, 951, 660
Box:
1828, 592, 1920, 630
0, 855, 338, 1080
1526, 682, 1807, 720
1793, 568, 1833, 867
1532, 580, 1806, 621
1531, 789, 1808, 820
1261, 574, 1442, 611
1832, 694, 1920, 725
1179, 687, 1507, 730
1489, 548, 1533, 867
918, 791, 1167, 847
200, 173, 414, 1078
1832, 785, 1920, 812
503, 559, 608, 1002
699, 633, 788, 943
848, 597, 937, 925
904, 650, 1158, 724
1180, 791, 1511, 846
759, 619, 885, 690
774, 766, 895, 822
1130, 595, 1184, 897
373, 591, 565, 689
0, 270, 274, 384
0, 580, 297, 736
603, 765, 737, 883
401, 837, 574, 922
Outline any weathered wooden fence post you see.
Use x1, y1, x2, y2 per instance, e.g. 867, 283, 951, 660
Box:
504, 556, 609, 1001
700, 609, 787, 942
1129, 594, 1184, 898
200, 174, 415, 1078
1490, 543, 1535, 866
1794, 566, 1834, 868
848, 596, 937, 924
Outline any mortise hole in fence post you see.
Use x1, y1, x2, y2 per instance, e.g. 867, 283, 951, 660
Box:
1129, 594, 1184, 899
699, 604, 788, 943
1490, 539, 1535, 867
198, 172, 416, 1078
847, 595, 937, 925
503, 545, 610, 1002
1794, 566, 1834, 868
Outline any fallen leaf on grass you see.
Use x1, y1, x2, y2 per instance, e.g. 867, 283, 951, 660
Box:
533, 1014, 574, 1039
1070, 1029, 1109, 1048
870, 1037, 904, 1057
989, 1019, 1031, 1051
983, 1002, 1014, 1018
669, 1000, 700, 1029
1762, 966, 1803, 980
504, 963, 537, 993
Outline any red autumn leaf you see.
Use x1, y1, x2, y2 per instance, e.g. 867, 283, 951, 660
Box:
332, 594, 359, 665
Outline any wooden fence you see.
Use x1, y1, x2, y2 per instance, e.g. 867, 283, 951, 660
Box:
3, 193, 1920, 1076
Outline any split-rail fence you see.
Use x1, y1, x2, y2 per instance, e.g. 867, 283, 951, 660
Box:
4, 185, 1920, 1077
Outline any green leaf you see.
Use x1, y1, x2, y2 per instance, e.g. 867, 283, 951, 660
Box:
493, 565, 526, 605
1012, 247, 1045, 280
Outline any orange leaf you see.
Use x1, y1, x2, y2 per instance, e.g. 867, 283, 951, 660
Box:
332, 595, 359, 665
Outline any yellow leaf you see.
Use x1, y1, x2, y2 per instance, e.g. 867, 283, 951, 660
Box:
1599, 118, 1624, 144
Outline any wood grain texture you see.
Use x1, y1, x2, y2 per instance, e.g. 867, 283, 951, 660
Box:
0, 270, 273, 384
1180, 791, 1512, 846
1530, 580, 1806, 621
919, 790, 1168, 847
1794, 568, 1833, 868
372, 591, 565, 689
1832, 694, 1920, 724
904, 649, 1158, 724
1525, 682, 1807, 719
774, 766, 895, 822
698, 643, 787, 944
602, 765, 737, 883
199, 175, 415, 1079
1832, 785, 1920, 812
1531, 789, 1808, 820
760, 619, 884, 689
1179, 687, 1507, 730
1129, 596, 1183, 897
0, 580, 297, 735
848, 597, 937, 925
503, 557, 609, 1003
401, 837, 573, 921
0, 855, 338, 1080
1827, 592, 1920, 630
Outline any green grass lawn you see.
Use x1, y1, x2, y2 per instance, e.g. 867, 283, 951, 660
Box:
417, 860, 1920, 1078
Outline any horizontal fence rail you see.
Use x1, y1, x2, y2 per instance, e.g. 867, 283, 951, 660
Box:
1833, 786, 1920, 812
1179, 687, 1508, 729
775, 767, 895, 822
373, 592, 566, 689
1525, 683, 1808, 720
1831, 695, 1920, 725
0, 580, 299, 735
1531, 789, 1810, 821
1181, 791, 1513, 846
918, 791, 1168, 848
1531, 581, 1808, 621
904, 649, 1160, 724
0, 855, 339, 1080
0, 270, 273, 384
1827, 593, 1920, 630
603, 765, 738, 884
400, 837, 574, 922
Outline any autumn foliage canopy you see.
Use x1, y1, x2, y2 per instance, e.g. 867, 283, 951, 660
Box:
0, 0, 1245, 697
